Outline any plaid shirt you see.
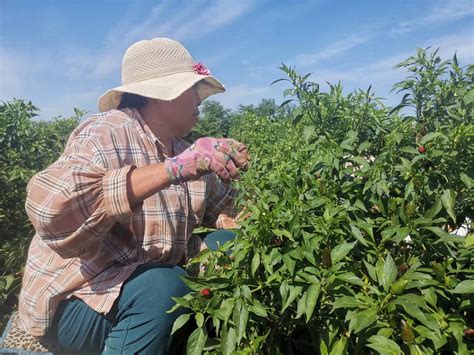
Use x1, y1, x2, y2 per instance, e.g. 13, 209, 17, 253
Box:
19, 108, 241, 336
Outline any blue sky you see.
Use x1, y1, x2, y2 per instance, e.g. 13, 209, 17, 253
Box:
1, 0, 473, 119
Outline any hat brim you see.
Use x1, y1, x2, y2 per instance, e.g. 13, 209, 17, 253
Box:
97, 71, 225, 112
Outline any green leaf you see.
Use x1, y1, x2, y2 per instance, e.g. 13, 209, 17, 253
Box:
169, 294, 193, 312
364, 260, 378, 282
215, 298, 235, 324
221, 326, 237, 355
460, 172, 473, 189
382, 254, 397, 292
305, 282, 321, 322
296, 291, 307, 319
283, 253, 296, 276
187, 326, 207, 355
347, 308, 377, 333
451, 280, 474, 294
424, 199, 442, 220
171, 313, 191, 335
354, 199, 368, 212
282, 285, 303, 312
180, 276, 230, 291
332, 296, 363, 309
272, 228, 293, 241
367, 335, 402, 355
404, 180, 415, 200
463, 88, 474, 104
465, 233, 474, 246
4, 275, 14, 290
419, 132, 443, 145
250, 299, 268, 318
440, 189, 456, 223
251, 253, 260, 277
279, 281, 289, 307
422, 288, 437, 308
337, 272, 365, 287
394, 298, 439, 332
233, 299, 248, 344
303, 125, 316, 142
350, 225, 369, 246
195, 312, 204, 328
330, 337, 347, 355
331, 241, 357, 264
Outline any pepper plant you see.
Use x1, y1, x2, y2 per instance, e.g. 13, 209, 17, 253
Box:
170, 48, 473, 354
0, 100, 82, 330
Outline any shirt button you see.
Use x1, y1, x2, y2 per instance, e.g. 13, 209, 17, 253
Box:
180, 217, 186, 222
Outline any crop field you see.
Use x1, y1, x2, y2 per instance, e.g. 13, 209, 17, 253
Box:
1, 48, 473, 354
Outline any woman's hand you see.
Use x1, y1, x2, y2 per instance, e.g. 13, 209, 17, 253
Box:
165, 137, 249, 184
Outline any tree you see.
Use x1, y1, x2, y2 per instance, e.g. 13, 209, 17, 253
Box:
238, 98, 295, 120
185, 100, 231, 142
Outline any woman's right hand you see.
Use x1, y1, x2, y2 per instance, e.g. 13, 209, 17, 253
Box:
164, 137, 249, 184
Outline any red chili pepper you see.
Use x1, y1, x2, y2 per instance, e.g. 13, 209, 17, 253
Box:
464, 328, 474, 341
199, 288, 213, 299
418, 146, 426, 154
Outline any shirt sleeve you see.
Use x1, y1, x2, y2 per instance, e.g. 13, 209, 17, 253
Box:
201, 173, 243, 230
25, 126, 138, 259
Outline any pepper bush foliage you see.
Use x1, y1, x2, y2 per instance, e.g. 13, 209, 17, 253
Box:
0, 100, 82, 329
171, 48, 474, 354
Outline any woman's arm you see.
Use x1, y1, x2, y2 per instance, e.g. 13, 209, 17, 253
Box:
127, 162, 171, 207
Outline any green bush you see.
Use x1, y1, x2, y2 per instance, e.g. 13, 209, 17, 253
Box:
0, 99, 81, 329
171, 48, 474, 354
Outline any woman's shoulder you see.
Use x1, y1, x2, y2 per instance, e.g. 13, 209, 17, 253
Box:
68, 109, 136, 142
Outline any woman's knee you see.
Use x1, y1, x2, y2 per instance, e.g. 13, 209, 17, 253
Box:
121, 264, 191, 305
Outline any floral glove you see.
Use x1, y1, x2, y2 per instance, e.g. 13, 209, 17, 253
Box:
164, 137, 249, 184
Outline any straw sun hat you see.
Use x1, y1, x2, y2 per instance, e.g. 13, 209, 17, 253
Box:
97, 37, 225, 112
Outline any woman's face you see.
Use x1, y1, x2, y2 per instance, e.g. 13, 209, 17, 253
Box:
156, 86, 201, 137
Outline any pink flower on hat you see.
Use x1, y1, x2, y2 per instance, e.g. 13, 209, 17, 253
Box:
193, 62, 211, 75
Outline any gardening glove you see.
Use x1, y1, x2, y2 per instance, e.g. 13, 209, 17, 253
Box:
164, 137, 249, 185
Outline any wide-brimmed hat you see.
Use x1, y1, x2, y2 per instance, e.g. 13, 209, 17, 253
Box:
98, 38, 225, 112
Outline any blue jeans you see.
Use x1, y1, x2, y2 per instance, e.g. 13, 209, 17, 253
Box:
46, 230, 235, 354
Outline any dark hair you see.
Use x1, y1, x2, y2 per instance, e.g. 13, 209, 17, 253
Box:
117, 93, 149, 109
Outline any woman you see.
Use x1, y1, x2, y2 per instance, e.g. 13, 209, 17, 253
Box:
19, 37, 249, 354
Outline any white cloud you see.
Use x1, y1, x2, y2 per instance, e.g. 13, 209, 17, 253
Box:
1, 0, 254, 116
427, 32, 474, 63
391, 0, 474, 35
302, 29, 474, 106
59, 0, 254, 81
294, 34, 374, 67
172, 0, 253, 40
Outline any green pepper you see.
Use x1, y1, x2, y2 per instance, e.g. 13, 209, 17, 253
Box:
319, 178, 327, 195
405, 201, 416, 216
431, 262, 445, 277
322, 247, 332, 267
444, 275, 457, 288
446, 257, 454, 268
390, 279, 408, 295
389, 199, 398, 212
401, 320, 415, 342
